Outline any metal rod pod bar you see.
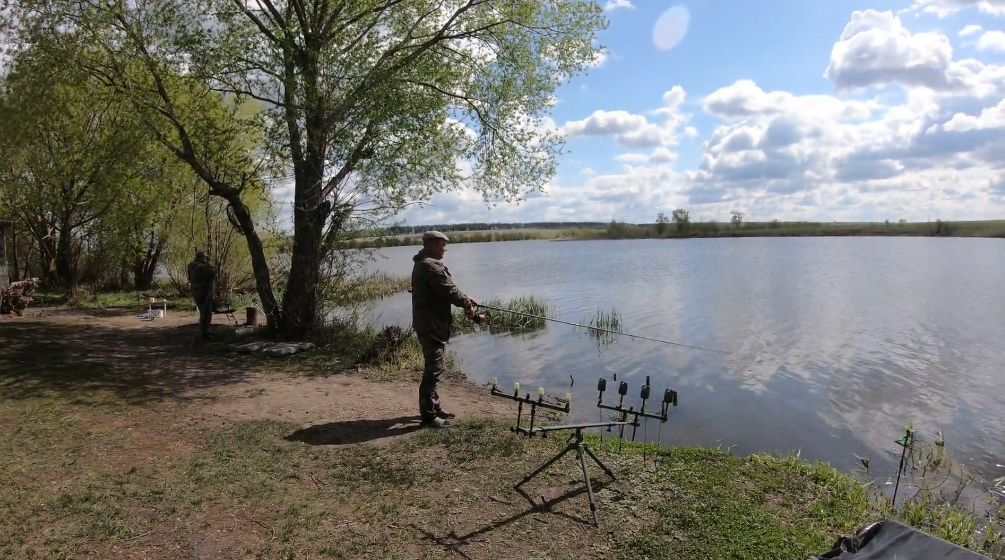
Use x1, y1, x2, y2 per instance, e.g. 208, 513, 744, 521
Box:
490, 386, 571, 414
533, 420, 638, 433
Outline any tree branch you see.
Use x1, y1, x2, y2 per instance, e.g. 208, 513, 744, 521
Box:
319, 122, 374, 200
236, 0, 284, 47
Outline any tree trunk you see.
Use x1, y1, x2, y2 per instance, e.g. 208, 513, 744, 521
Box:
119, 259, 130, 289
37, 232, 58, 289
132, 231, 164, 291
9, 227, 19, 283
279, 164, 325, 340
223, 195, 279, 332
56, 216, 75, 291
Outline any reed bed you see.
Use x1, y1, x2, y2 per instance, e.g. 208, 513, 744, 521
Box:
452, 295, 555, 334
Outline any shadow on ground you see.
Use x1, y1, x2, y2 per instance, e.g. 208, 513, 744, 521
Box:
410, 481, 613, 559
285, 416, 426, 445
0, 312, 264, 404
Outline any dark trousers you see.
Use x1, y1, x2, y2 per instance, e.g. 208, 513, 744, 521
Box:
193, 291, 213, 335
417, 332, 446, 422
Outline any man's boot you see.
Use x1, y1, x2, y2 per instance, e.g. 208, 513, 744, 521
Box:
423, 417, 450, 429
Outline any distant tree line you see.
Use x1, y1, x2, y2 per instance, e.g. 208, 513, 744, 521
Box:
380, 221, 608, 235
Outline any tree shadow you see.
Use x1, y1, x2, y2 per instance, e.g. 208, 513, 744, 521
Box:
411, 480, 618, 558
285, 416, 425, 446
0, 316, 266, 404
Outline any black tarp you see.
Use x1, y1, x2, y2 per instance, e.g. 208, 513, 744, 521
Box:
807, 519, 993, 560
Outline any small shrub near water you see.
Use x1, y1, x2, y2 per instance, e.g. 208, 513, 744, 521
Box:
303, 314, 457, 381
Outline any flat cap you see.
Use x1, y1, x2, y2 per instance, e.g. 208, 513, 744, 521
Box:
422, 230, 450, 242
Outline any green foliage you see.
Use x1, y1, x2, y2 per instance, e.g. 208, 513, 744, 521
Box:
731, 209, 745, 228
671, 208, 690, 235
8, 0, 609, 336
655, 212, 670, 236
0, 41, 155, 289
161, 183, 276, 298
452, 295, 555, 334
585, 306, 623, 343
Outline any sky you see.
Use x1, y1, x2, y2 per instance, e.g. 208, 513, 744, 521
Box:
378, 0, 1005, 226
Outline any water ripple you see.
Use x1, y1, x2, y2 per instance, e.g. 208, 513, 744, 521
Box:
367, 238, 1005, 478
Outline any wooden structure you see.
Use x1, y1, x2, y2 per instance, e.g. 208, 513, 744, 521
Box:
0, 219, 11, 290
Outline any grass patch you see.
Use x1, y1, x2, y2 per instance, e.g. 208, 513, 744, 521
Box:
587, 307, 623, 333
2, 379, 1004, 560
330, 271, 410, 306
5, 403, 1001, 560
453, 295, 555, 334
35, 286, 194, 311
261, 318, 460, 383
3, 314, 1002, 559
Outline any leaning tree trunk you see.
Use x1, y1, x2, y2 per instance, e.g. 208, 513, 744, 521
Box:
222, 194, 280, 332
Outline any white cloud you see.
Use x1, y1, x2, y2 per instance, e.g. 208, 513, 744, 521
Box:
397, 6, 1005, 226
959, 24, 983, 36
939, 98, 1005, 131
977, 30, 1005, 51
614, 147, 679, 166
560, 109, 671, 148
614, 153, 649, 164
560, 86, 693, 150
906, 0, 1005, 17
604, 0, 634, 11
825, 10, 959, 92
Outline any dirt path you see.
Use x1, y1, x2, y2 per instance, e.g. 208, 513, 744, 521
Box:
1, 305, 511, 442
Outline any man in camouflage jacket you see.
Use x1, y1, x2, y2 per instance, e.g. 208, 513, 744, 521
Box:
411, 231, 477, 428
187, 250, 217, 340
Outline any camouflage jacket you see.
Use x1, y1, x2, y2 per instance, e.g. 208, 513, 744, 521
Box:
187, 260, 217, 296
411, 249, 469, 343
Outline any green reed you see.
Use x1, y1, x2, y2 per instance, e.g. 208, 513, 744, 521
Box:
452, 295, 555, 334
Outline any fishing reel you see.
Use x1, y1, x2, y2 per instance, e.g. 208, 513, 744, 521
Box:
469, 311, 488, 325
467, 301, 487, 325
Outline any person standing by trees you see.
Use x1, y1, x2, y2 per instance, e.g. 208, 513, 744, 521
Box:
410, 231, 478, 429
187, 250, 217, 340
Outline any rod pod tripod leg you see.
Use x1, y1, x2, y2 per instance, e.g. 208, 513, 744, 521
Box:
514, 427, 616, 525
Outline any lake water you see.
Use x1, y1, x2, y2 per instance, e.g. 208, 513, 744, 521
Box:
362, 237, 1005, 484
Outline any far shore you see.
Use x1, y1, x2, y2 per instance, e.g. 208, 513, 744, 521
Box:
346, 219, 1005, 248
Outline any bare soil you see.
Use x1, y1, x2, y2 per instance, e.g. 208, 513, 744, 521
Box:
1, 305, 512, 434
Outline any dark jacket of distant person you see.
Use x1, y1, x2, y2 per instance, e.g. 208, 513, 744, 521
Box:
187, 253, 216, 300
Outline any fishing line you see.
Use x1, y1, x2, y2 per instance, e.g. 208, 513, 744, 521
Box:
475, 303, 732, 355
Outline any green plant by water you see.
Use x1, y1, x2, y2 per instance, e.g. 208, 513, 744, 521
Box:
453, 295, 555, 334
584, 307, 624, 344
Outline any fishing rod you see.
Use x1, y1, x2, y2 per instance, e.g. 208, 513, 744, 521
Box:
475, 303, 731, 355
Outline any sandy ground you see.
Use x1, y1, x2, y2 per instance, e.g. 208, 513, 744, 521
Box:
2, 305, 513, 441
